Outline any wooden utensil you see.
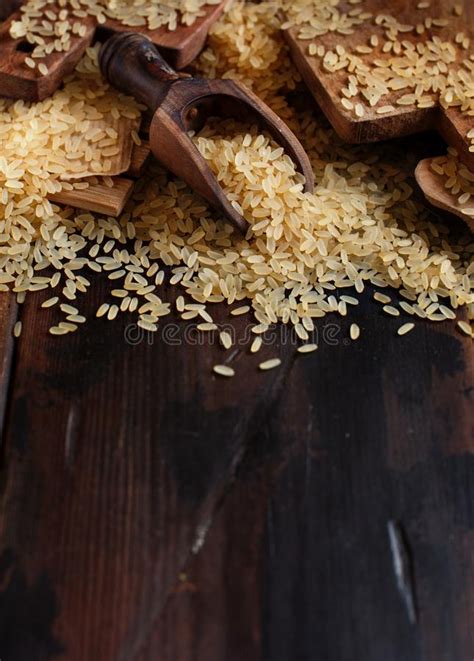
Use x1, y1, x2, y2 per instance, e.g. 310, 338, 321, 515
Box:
99, 32, 315, 232
0, 1, 224, 216
0, 0, 227, 102
283, 0, 474, 169
415, 158, 474, 231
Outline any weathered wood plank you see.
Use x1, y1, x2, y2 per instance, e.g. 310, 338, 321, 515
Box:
49, 177, 134, 217
0, 293, 18, 442
284, 0, 474, 169
140, 436, 270, 661
148, 289, 474, 661
260, 300, 474, 661
0, 276, 293, 661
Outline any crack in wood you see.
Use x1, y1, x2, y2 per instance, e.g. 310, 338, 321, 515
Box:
387, 519, 417, 625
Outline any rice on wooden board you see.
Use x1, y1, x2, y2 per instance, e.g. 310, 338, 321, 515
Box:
0, 1, 472, 357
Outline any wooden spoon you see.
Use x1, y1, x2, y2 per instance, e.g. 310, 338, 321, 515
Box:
415, 159, 474, 231
99, 32, 314, 232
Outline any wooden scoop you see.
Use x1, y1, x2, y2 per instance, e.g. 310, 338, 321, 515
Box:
99, 32, 314, 232
415, 159, 474, 231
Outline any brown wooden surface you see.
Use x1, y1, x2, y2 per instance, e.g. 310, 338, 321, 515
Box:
49, 177, 135, 217
415, 158, 474, 231
0, 278, 296, 661
0, 1, 227, 101
1, 3, 474, 661
100, 1, 228, 70
0, 265, 472, 661
49, 142, 151, 217
284, 0, 474, 169
0, 12, 96, 102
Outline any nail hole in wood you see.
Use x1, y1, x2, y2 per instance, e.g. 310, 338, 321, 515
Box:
16, 40, 34, 53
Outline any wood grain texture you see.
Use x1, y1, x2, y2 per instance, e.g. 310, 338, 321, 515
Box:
49, 177, 134, 216
140, 435, 271, 661
284, 0, 474, 168
415, 158, 474, 231
0, 276, 294, 661
259, 303, 474, 661
149, 287, 474, 661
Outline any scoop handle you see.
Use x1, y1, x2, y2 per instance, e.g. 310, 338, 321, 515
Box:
99, 32, 189, 111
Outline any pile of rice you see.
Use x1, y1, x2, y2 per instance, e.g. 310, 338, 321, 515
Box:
0, 1, 473, 360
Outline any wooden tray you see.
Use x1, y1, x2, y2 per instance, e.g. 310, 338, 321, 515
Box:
283, 0, 474, 169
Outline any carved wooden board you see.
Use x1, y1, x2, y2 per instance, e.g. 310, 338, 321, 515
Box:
284, 0, 474, 169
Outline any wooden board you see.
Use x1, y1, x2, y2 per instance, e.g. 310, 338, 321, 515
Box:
0, 280, 295, 661
59, 118, 140, 181
49, 176, 135, 216
415, 158, 474, 231
48, 141, 151, 216
0, 12, 96, 101
1, 280, 472, 660
284, 0, 474, 169
0, 1, 227, 101
100, 1, 227, 70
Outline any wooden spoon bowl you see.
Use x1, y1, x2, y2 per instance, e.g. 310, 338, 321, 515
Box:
415, 158, 474, 231
100, 32, 314, 232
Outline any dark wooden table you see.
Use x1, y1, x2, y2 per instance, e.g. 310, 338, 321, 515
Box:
0, 4, 473, 656
0, 185, 472, 660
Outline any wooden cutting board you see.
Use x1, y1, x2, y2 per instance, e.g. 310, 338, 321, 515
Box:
0, 0, 227, 101
283, 0, 474, 170
99, 2, 226, 70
